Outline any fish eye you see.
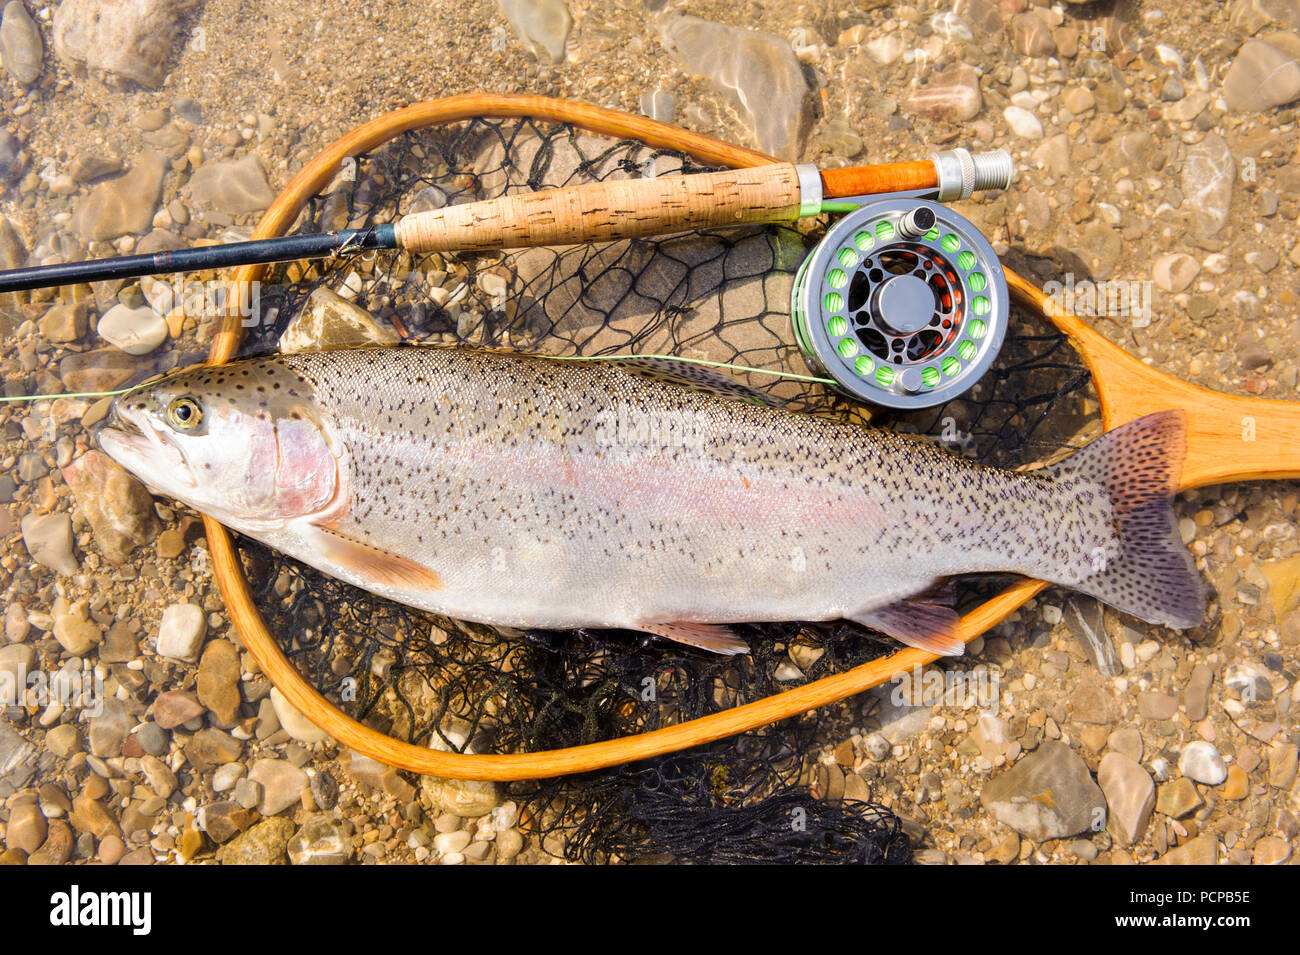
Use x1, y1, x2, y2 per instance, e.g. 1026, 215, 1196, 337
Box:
166, 396, 203, 431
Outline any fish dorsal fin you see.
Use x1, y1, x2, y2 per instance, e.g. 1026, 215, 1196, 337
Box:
603, 356, 780, 407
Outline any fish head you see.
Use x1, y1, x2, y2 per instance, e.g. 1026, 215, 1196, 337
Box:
97, 359, 345, 531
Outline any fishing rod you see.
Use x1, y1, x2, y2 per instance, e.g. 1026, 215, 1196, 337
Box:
0, 147, 1011, 294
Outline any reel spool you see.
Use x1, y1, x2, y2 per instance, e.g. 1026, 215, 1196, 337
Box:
792, 197, 1008, 410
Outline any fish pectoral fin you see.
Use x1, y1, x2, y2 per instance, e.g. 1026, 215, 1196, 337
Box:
851, 592, 963, 657
302, 524, 443, 592
636, 621, 750, 656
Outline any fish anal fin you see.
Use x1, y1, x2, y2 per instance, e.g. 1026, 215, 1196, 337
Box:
637, 621, 750, 656
851, 592, 964, 657
304, 524, 443, 593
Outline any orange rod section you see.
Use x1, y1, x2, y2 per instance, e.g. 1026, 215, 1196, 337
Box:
821, 161, 938, 200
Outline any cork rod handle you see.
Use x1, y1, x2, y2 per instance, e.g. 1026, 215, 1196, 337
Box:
395, 163, 805, 253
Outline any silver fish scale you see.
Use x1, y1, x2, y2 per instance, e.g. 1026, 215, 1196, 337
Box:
262, 347, 1118, 631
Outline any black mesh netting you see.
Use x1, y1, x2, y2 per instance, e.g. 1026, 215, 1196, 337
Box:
228, 117, 1096, 864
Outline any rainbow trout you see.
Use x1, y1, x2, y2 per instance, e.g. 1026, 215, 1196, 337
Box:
98, 346, 1204, 655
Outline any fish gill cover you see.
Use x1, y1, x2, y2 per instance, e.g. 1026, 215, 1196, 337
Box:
230, 116, 1094, 864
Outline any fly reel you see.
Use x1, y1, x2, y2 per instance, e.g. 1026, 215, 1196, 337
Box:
792, 197, 1008, 410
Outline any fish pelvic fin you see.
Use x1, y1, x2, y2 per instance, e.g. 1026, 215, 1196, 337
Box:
1047, 410, 1205, 630
850, 588, 964, 657
636, 621, 751, 656
304, 524, 444, 593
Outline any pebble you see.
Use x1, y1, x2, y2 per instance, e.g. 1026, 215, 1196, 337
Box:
151, 689, 204, 728
0, 2, 43, 86
1222, 764, 1249, 800
62, 450, 159, 563
903, 63, 983, 123
495, 828, 523, 861
287, 814, 350, 865
4, 604, 29, 643
1178, 740, 1227, 785
197, 639, 242, 726
1138, 691, 1178, 720
29, 818, 73, 864
1181, 133, 1235, 238
52, 0, 195, 87
269, 687, 329, 744
0, 644, 35, 695
194, 801, 250, 844
1268, 741, 1298, 789
865, 34, 905, 65
1152, 834, 1218, 865
38, 302, 89, 343
1253, 836, 1292, 865
278, 288, 398, 353
156, 603, 206, 662
59, 348, 138, 393
44, 724, 82, 758
52, 600, 101, 656
1152, 253, 1199, 293
1009, 11, 1054, 56
7, 794, 47, 853
1003, 105, 1043, 139
248, 758, 308, 815
1183, 663, 1213, 721
140, 754, 177, 799
96, 304, 168, 355
1156, 777, 1203, 818
1098, 753, 1154, 846
88, 697, 129, 757
184, 154, 276, 216
659, 15, 811, 159
20, 513, 79, 574
498, 0, 571, 64
212, 763, 245, 793
1062, 86, 1094, 114
218, 817, 294, 864
980, 741, 1106, 841
71, 151, 168, 241
1223, 38, 1300, 111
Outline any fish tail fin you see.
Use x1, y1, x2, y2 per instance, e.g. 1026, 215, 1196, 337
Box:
1047, 410, 1205, 630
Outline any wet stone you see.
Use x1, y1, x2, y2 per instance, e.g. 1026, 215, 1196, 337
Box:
52, 0, 197, 88
0, 1, 43, 85
71, 152, 168, 241
660, 14, 812, 159
903, 63, 983, 123
248, 758, 308, 815
1098, 753, 1154, 846
1156, 777, 1203, 818
1179, 741, 1227, 785
1181, 134, 1235, 238
156, 603, 206, 662
152, 689, 204, 729
183, 154, 275, 216
980, 741, 1106, 841
62, 451, 159, 563
218, 817, 294, 865
287, 814, 351, 865
1224, 38, 1300, 111
498, 0, 571, 64
21, 513, 78, 575
96, 304, 168, 356
1138, 691, 1178, 720
197, 639, 241, 726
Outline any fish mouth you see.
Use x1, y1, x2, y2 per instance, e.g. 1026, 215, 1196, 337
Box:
97, 412, 197, 493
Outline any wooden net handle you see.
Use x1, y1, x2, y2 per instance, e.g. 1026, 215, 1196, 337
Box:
396, 164, 804, 252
